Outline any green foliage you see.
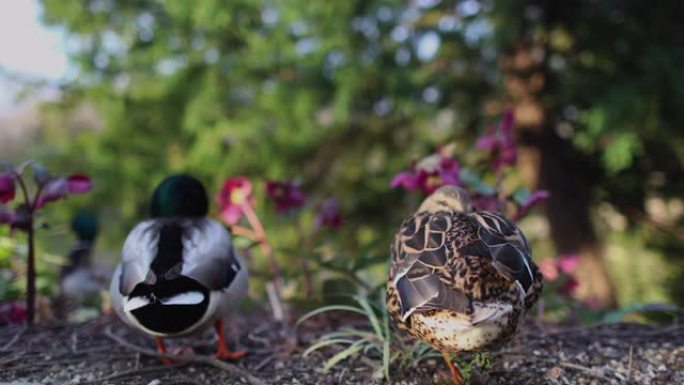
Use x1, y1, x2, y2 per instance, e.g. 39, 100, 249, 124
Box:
452, 352, 493, 385
23, 0, 684, 308
0, 227, 62, 302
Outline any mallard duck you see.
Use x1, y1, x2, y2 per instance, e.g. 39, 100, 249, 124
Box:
57, 211, 106, 320
110, 175, 248, 361
386, 186, 543, 383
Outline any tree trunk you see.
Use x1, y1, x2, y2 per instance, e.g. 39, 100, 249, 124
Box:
502, 42, 617, 308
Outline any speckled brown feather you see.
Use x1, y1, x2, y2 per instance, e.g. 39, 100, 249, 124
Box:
387, 192, 543, 354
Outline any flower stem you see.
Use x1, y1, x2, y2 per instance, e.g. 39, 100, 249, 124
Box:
14, 173, 35, 325
242, 205, 283, 292
494, 168, 504, 213
295, 219, 314, 298
230, 225, 259, 240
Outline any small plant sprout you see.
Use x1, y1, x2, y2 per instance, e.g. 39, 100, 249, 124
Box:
218, 175, 347, 312
452, 352, 493, 384
297, 291, 442, 381
0, 160, 92, 325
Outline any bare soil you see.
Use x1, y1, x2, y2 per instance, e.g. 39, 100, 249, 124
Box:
0, 312, 682, 385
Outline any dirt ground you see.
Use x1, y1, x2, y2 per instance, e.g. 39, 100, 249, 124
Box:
0, 311, 682, 385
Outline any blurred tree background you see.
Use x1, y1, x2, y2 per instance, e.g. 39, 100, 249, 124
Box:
1, 0, 682, 312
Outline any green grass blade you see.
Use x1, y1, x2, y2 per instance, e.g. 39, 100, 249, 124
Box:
296, 305, 366, 326
303, 338, 354, 357
356, 295, 383, 338
322, 339, 366, 372
382, 297, 391, 380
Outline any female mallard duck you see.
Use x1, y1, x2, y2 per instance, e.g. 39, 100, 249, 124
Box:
386, 186, 543, 383
110, 175, 248, 361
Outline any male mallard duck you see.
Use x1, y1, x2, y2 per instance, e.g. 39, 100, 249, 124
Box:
110, 175, 248, 361
386, 186, 543, 383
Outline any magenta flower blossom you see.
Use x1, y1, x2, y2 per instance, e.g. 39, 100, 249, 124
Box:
0, 301, 27, 325
559, 276, 579, 296
476, 109, 517, 172
265, 180, 307, 214
513, 189, 550, 221
35, 174, 93, 209
0, 173, 15, 203
315, 197, 343, 230
217, 177, 254, 225
557, 253, 580, 274
391, 153, 461, 195
390, 171, 419, 190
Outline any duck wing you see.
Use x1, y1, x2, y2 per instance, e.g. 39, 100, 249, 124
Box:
180, 219, 243, 292
466, 211, 542, 307
390, 212, 472, 322
117, 219, 243, 296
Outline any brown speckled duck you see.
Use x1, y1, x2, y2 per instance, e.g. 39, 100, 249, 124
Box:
387, 186, 543, 383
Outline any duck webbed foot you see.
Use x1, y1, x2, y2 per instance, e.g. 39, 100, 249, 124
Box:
214, 319, 247, 361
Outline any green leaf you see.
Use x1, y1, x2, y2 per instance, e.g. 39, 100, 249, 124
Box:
603, 133, 643, 174
351, 254, 387, 272
511, 187, 531, 205
459, 168, 496, 195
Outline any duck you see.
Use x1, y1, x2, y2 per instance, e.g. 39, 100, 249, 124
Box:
110, 175, 249, 361
386, 186, 543, 383
57, 211, 106, 320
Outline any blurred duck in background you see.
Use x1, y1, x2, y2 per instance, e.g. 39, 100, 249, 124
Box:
56, 211, 108, 321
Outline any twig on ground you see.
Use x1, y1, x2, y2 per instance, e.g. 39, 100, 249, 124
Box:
266, 281, 284, 323
559, 362, 611, 381
627, 345, 634, 382
104, 325, 266, 385
0, 355, 23, 366
167, 378, 205, 385
0, 325, 26, 352
71, 329, 79, 353
248, 324, 272, 347
253, 354, 276, 371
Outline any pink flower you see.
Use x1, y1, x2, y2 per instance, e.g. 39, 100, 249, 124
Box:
391, 153, 461, 195
217, 177, 254, 225
476, 109, 517, 171
315, 197, 343, 230
390, 171, 418, 190
513, 190, 550, 221
557, 253, 580, 274
265, 180, 307, 214
539, 253, 582, 297
0, 172, 15, 203
65, 174, 92, 193
0, 301, 26, 325
539, 258, 559, 281
559, 277, 579, 296
35, 174, 93, 209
